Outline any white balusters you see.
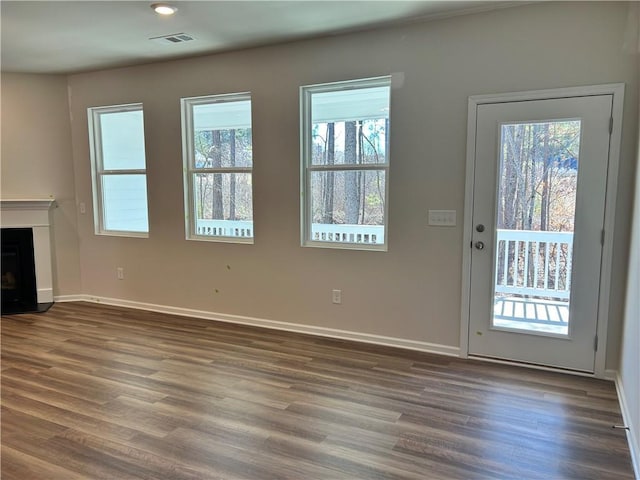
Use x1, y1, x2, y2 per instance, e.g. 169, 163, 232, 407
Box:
495, 230, 573, 299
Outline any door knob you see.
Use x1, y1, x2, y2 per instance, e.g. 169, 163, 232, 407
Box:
475, 241, 485, 250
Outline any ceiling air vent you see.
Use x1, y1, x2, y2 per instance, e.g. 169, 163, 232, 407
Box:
149, 33, 195, 45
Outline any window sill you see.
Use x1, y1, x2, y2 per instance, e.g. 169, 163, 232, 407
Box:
302, 241, 387, 252
187, 235, 254, 245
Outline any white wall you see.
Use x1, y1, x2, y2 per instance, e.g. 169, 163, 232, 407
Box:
1, 73, 82, 296
49, 2, 640, 365
618, 123, 640, 476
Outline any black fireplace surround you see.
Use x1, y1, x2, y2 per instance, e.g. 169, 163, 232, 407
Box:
1, 228, 53, 314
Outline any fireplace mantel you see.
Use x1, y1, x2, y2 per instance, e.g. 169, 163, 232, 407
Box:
1, 198, 56, 304
1, 199, 56, 226
1, 199, 55, 209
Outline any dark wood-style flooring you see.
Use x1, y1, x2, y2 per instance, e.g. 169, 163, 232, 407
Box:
1, 302, 634, 479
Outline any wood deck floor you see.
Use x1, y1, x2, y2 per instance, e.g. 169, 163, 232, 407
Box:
1, 302, 634, 479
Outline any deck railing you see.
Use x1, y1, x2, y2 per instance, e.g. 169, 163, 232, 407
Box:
195, 220, 384, 245
196, 219, 253, 238
311, 223, 384, 244
495, 229, 573, 300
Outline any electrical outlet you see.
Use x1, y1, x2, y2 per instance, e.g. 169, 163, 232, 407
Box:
116, 267, 124, 280
79, 202, 86, 214
332, 289, 342, 304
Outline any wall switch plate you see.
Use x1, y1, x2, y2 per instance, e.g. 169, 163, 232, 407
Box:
428, 210, 456, 226
332, 289, 342, 304
116, 267, 124, 280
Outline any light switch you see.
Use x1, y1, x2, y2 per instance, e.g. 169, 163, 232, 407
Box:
428, 210, 456, 226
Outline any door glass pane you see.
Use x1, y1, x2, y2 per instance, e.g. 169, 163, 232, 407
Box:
493, 120, 581, 336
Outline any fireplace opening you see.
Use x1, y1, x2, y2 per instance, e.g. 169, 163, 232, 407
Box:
1, 228, 53, 314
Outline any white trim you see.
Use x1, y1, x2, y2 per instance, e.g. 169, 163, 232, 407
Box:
604, 369, 618, 382
614, 372, 640, 479
459, 95, 478, 359
87, 102, 149, 237
302, 241, 387, 252
467, 83, 625, 105
300, 76, 391, 250
54, 295, 460, 357
0, 199, 55, 211
37, 288, 53, 304
180, 92, 255, 243
594, 83, 625, 377
0, 199, 55, 226
54, 294, 88, 302
460, 84, 625, 379
1, 199, 56, 304
0, 223, 52, 229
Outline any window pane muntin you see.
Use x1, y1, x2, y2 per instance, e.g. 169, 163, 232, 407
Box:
301, 77, 391, 249
101, 174, 149, 233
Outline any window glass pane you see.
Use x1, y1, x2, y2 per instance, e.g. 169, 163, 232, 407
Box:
310, 170, 385, 245
193, 173, 253, 238
193, 128, 252, 169
311, 119, 388, 166
193, 100, 251, 130
100, 110, 146, 170
183, 94, 254, 242
102, 174, 149, 232
311, 86, 389, 123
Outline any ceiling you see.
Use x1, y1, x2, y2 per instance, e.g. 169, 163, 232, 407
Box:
1, 1, 514, 75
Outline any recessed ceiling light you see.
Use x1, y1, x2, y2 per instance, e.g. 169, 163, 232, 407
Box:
151, 3, 178, 15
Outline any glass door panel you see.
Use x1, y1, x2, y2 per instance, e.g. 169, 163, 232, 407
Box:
492, 120, 581, 336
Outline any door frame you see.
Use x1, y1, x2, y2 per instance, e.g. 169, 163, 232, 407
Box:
460, 83, 625, 378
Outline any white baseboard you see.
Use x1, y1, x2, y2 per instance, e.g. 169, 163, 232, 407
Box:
54, 294, 87, 302
37, 287, 53, 303
613, 372, 640, 479
53, 294, 460, 357
604, 369, 618, 381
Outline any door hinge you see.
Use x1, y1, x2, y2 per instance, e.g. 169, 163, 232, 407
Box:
609, 117, 613, 134
594, 335, 598, 352
601, 229, 605, 246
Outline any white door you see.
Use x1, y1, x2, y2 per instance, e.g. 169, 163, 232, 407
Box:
467, 93, 613, 372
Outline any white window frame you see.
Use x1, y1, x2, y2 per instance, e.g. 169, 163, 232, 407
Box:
181, 92, 254, 243
300, 76, 391, 251
87, 103, 149, 238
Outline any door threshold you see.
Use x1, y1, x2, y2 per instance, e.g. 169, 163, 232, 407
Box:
468, 354, 597, 378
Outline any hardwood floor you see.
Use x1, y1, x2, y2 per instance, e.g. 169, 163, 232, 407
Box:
1, 302, 634, 479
